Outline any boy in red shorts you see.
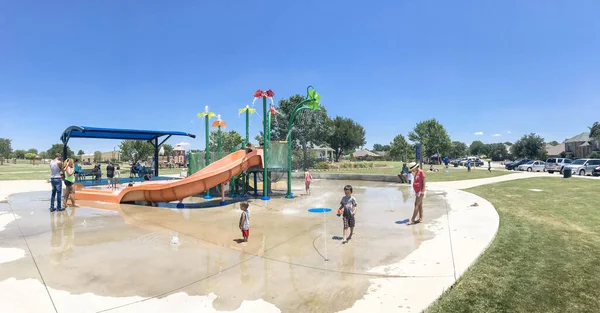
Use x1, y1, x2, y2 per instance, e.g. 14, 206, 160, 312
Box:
239, 201, 250, 242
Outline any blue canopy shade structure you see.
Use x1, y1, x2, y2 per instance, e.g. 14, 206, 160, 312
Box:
60, 126, 196, 176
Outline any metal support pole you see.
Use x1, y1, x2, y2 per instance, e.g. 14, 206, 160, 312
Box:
204, 112, 212, 199
154, 138, 159, 177
261, 96, 270, 200
217, 126, 222, 160
253, 172, 259, 197
246, 109, 250, 147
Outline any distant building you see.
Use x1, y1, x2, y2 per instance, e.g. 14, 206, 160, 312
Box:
310, 144, 335, 161
564, 132, 600, 158
545, 144, 565, 158
352, 149, 383, 160
80, 151, 121, 163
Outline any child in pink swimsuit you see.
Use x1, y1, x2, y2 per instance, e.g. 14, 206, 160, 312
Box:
304, 169, 313, 195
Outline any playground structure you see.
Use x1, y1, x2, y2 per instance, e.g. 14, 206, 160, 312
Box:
74, 150, 263, 204
63, 86, 322, 205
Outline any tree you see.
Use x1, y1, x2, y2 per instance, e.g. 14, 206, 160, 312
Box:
389, 134, 413, 161
162, 144, 174, 156
119, 140, 154, 165
548, 140, 560, 146
486, 143, 509, 161
25, 153, 37, 161
93, 151, 103, 163
39, 151, 48, 160
408, 119, 451, 160
449, 141, 468, 159
27, 148, 38, 155
209, 130, 243, 152
0, 138, 12, 165
373, 144, 384, 151
47, 144, 75, 159
14, 149, 26, 159
504, 142, 513, 146
268, 94, 332, 167
589, 121, 600, 141
77, 150, 85, 156
511, 133, 546, 159
326, 116, 366, 162
469, 140, 487, 156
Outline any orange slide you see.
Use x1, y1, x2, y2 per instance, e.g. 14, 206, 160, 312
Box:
74, 149, 263, 204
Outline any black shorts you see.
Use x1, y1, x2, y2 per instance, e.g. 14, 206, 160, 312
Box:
343, 215, 355, 228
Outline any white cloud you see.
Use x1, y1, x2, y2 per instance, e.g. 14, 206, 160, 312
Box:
474, 132, 484, 135
491, 133, 501, 137
507, 131, 511, 134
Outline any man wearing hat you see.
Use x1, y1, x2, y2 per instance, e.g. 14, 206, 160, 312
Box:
407, 162, 426, 225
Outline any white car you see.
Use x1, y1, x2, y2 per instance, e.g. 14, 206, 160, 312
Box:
517, 160, 546, 172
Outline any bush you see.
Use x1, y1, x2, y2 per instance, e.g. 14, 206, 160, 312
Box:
313, 162, 330, 170
589, 152, 600, 159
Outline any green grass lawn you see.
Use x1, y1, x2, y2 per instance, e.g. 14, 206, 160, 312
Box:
427, 177, 600, 313
331, 162, 513, 182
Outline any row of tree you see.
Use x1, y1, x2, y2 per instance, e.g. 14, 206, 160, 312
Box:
0, 139, 120, 164
372, 119, 590, 162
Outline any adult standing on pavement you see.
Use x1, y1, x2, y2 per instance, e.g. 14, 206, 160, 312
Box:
106, 163, 115, 188
49, 154, 64, 212
407, 162, 426, 225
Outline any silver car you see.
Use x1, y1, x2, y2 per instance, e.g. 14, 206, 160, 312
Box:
563, 159, 600, 176
518, 160, 546, 172
545, 158, 572, 174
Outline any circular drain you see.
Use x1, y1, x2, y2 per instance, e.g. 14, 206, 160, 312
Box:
308, 208, 331, 213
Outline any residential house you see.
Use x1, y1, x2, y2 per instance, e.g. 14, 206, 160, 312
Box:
564, 132, 600, 158
310, 144, 335, 161
352, 149, 383, 160
545, 144, 565, 158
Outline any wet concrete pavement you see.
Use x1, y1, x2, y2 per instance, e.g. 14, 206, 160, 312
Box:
1, 179, 451, 313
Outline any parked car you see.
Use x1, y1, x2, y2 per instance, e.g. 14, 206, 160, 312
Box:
472, 158, 485, 167
545, 158, 572, 174
505, 159, 531, 170
593, 165, 600, 177
563, 159, 600, 176
518, 160, 546, 172
459, 157, 484, 167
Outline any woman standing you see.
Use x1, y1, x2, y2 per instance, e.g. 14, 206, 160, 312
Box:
407, 162, 425, 225
304, 169, 313, 195
62, 158, 78, 208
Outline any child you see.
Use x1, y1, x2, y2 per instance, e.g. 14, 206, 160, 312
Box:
487, 161, 492, 173
467, 161, 472, 172
407, 171, 414, 184
239, 201, 250, 242
114, 166, 121, 188
304, 169, 313, 195
338, 185, 357, 244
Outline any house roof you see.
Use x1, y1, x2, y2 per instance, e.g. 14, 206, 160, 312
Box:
579, 142, 591, 147
353, 149, 381, 158
545, 144, 565, 156
564, 132, 590, 143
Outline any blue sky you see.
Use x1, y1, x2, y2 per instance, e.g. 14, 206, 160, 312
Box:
1, 1, 599, 154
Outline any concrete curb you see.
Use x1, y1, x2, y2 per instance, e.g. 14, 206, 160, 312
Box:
292, 172, 400, 182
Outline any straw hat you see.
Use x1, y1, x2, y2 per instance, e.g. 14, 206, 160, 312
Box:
408, 162, 420, 171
